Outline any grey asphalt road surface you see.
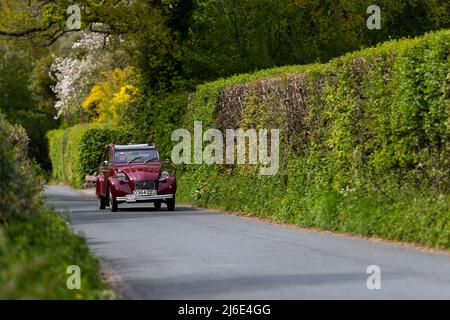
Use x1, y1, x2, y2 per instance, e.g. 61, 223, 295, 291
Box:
45, 185, 450, 299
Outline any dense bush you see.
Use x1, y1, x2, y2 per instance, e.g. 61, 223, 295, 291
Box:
0, 117, 42, 224
0, 116, 111, 299
175, 29, 450, 249
48, 124, 135, 187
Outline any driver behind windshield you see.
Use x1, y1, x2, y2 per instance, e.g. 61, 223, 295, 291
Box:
114, 149, 159, 163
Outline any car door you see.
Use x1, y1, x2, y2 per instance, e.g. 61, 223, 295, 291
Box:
97, 147, 110, 196
106, 146, 114, 185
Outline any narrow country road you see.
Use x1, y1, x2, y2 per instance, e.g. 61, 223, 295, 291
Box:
45, 185, 450, 299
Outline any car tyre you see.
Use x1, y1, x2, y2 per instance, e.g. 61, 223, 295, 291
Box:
154, 200, 162, 210
167, 197, 175, 211
98, 196, 107, 210
108, 188, 118, 212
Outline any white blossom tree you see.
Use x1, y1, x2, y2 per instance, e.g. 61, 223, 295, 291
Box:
50, 31, 111, 120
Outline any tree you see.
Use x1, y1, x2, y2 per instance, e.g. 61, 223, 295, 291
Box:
0, 0, 171, 46
0, 48, 59, 170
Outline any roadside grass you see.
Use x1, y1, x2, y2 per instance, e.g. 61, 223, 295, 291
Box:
177, 169, 450, 250
0, 208, 114, 299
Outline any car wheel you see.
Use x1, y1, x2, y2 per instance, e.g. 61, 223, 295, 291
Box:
108, 188, 118, 212
98, 196, 107, 210
167, 197, 175, 211
154, 200, 162, 210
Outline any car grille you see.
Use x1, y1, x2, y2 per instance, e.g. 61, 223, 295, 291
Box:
135, 181, 156, 190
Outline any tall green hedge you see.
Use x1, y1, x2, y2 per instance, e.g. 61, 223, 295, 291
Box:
175, 29, 450, 249
123, 92, 189, 159
47, 124, 135, 187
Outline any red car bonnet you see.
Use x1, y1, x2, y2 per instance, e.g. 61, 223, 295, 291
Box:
115, 164, 162, 181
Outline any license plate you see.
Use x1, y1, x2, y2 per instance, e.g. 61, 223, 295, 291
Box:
134, 189, 157, 197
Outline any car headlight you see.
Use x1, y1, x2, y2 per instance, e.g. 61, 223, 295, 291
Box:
160, 171, 169, 181
118, 172, 127, 182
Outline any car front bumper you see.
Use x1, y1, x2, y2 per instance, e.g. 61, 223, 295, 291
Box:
116, 194, 175, 203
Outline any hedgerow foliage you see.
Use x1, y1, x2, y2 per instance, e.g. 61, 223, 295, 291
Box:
47, 124, 135, 187
176, 29, 450, 249
0, 116, 111, 299
123, 92, 189, 159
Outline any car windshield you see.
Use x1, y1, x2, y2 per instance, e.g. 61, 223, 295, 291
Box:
114, 149, 159, 164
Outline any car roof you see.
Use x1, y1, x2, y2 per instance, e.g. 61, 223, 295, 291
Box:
113, 144, 157, 150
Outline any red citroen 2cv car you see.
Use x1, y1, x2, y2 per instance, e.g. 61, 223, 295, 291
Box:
96, 144, 176, 212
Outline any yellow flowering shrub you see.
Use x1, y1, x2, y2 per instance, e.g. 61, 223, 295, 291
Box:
82, 67, 138, 124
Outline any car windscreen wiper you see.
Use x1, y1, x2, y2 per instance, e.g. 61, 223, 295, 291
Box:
144, 157, 159, 163
127, 156, 142, 164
